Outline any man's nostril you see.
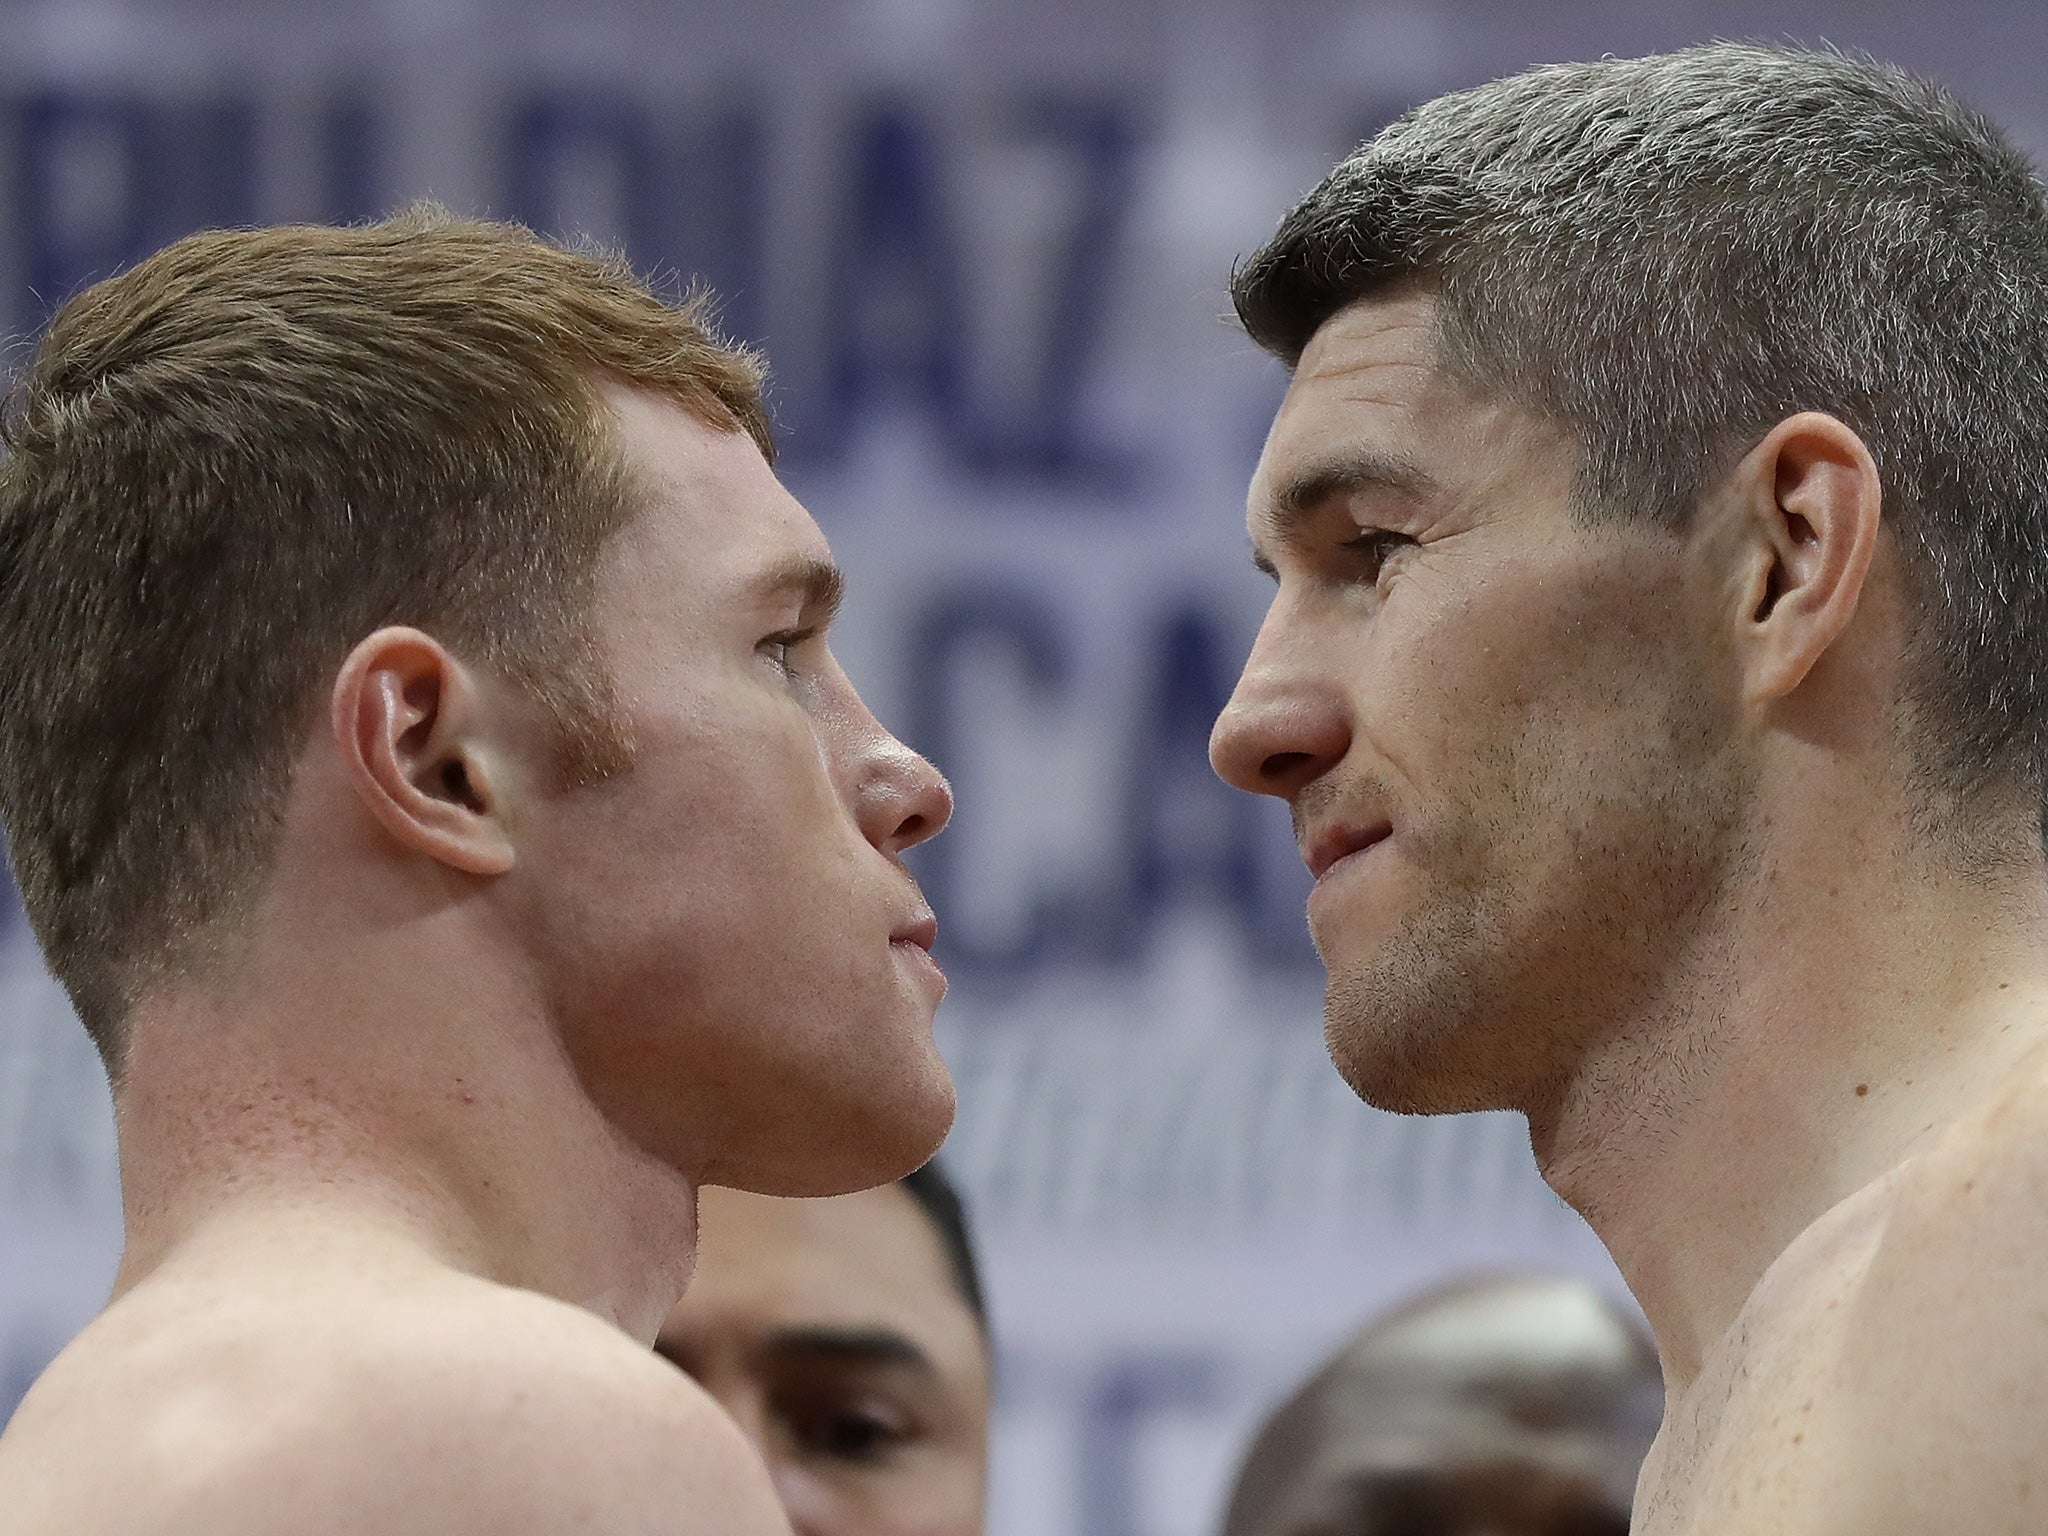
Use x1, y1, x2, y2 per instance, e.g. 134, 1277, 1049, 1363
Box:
1261, 750, 1316, 784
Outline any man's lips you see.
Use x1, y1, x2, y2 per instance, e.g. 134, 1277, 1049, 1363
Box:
1302, 822, 1392, 881
891, 913, 939, 952
891, 911, 947, 1003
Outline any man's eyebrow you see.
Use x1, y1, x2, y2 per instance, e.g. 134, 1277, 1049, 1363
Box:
751, 555, 845, 625
1251, 450, 1438, 577
760, 1326, 937, 1376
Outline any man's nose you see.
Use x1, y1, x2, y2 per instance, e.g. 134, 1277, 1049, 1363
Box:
858, 732, 954, 856
1209, 630, 1351, 801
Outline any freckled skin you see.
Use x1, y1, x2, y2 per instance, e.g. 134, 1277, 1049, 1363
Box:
521, 388, 958, 1197
0, 393, 958, 1536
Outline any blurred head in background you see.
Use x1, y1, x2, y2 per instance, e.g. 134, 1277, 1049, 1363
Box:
1221, 1274, 1661, 1536
658, 1161, 991, 1536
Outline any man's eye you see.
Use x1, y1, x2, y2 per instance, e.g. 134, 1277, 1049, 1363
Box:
1342, 528, 1410, 579
789, 1403, 914, 1465
758, 627, 817, 674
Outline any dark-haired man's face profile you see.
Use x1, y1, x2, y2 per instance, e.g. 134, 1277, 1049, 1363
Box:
1209, 291, 1751, 1118
657, 1183, 991, 1536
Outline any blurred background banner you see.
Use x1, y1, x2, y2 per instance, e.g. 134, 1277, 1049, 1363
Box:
0, 3, 2042, 1533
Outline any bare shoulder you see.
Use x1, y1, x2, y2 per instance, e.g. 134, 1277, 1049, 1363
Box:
0, 1271, 787, 1536
304, 1283, 791, 1536
1824, 1042, 2048, 1531
1874, 1034, 2048, 1289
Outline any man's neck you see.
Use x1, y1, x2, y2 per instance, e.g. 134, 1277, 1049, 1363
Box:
109, 947, 698, 1343
1531, 812, 2048, 1396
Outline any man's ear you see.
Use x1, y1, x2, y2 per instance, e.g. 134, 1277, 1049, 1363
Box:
329, 627, 516, 877
1728, 411, 1882, 703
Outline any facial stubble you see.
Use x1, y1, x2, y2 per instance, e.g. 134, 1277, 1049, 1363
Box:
1320, 660, 1754, 1120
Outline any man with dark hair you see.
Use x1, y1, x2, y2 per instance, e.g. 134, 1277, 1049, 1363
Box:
1221, 1275, 1658, 1536
895, 1162, 987, 1328
0, 210, 954, 1534
1210, 43, 2048, 1532
1220, 1277, 1654, 1536
657, 1159, 991, 1536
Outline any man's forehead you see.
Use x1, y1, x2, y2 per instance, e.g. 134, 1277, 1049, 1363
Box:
599, 385, 832, 589
604, 381, 757, 481
1249, 333, 1580, 548
1249, 299, 1444, 514
1292, 290, 1441, 381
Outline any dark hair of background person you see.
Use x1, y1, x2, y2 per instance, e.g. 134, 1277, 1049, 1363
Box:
900, 1159, 986, 1332
1221, 1274, 1661, 1536
0, 207, 771, 1072
1231, 42, 2048, 854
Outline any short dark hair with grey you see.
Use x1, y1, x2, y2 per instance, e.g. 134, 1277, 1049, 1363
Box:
1233, 43, 2048, 828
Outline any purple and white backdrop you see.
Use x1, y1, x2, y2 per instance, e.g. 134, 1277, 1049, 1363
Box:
1, 3, 2041, 1533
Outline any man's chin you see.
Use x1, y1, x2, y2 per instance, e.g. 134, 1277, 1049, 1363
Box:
1323, 989, 1528, 1117
1329, 1046, 1498, 1116
716, 1064, 958, 1198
